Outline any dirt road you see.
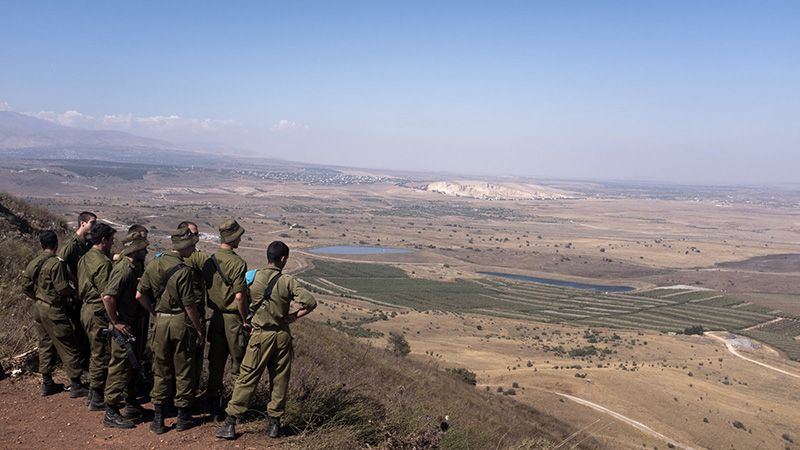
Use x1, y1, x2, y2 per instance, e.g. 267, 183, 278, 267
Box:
705, 332, 800, 379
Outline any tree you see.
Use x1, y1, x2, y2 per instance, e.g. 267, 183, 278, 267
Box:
388, 332, 410, 357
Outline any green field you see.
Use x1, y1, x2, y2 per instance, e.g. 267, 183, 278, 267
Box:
302, 260, 800, 360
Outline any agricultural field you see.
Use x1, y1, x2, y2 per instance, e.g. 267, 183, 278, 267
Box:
302, 261, 793, 345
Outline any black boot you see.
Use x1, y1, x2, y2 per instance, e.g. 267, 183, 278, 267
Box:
41, 374, 64, 396
122, 398, 143, 420
208, 396, 225, 422
69, 378, 89, 398
103, 404, 135, 429
267, 416, 281, 438
88, 388, 105, 411
175, 408, 197, 432
214, 415, 236, 440
150, 404, 166, 434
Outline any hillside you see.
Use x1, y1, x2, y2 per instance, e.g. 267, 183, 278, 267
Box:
0, 193, 600, 449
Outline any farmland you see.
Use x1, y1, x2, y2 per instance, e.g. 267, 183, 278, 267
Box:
302, 260, 800, 359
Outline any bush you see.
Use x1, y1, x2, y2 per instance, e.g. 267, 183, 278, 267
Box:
683, 325, 705, 336
387, 332, 410, 357
446, 367, 477, 385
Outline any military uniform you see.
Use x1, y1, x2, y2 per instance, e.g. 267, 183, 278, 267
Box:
22, 251, 83, 381
225, 266, 316, 419
58, 233, 92, 367
138, 252, 200, 409
78, 247, 113, 392
103, 256, 145, 408
183, 250, 209, 393
205, 246, 248, 399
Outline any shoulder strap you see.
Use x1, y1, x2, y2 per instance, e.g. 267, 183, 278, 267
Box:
156, 262, 186, 302
250, 273, 281, 318
210, 254, 232, 286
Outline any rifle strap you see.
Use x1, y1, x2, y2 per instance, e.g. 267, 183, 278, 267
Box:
210, 254, 232, 286
32, 254, 56, 287
250, 273, 281, 319
156, 262, 186, 307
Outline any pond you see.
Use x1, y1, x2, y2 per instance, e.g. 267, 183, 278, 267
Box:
308, 245, 412, 255
479, 271, 634, 292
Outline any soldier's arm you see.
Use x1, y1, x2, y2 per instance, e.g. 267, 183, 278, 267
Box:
284, 276, 316, 324
231, 261, 250, 326
176, 269, 204, 340
102, 266, 132, 335
135, 291, 155, 316
94, 260, 113, 293
21, 260, 37, 300
135, 267, 156, 316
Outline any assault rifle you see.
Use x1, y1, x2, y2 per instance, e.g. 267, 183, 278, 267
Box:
95, 309, 140, 370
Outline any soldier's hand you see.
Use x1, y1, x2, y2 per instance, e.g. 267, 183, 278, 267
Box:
242, 321, 253, 334
284, 312, 298, 324
114, 322, 133, 337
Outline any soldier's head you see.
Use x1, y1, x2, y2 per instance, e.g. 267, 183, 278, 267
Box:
88, 222, 116, 253
128, 224, 148, 239
76, 211, 97, 235
267, 241, 290, 268
38, 230, 58, 251
178, 221, 198, 236
120, 231, 149, 262
219, 219, 245, 249
171, 226, 199, 257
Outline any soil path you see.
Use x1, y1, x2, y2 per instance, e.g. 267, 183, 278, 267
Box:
705, 332, 800, 379
0, 376, 295, 449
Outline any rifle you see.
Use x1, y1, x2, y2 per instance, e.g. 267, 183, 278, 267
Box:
95, 308, 140, 370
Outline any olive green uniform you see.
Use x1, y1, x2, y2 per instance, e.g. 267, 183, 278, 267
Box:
78, 247, 113, 389
226, 267, 316, 419
204, 248, 248, 398
138, 253, 199, 408
184, 250, 209, 392
58, 233, 92, 367
22, 251, 83, 379
103, 258, 143, 406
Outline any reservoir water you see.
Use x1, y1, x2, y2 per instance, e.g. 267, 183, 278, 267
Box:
479, 271, 634, 292
308, 245, 412, 255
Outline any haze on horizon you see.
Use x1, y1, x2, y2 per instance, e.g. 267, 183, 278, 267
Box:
1, 1, 798, 185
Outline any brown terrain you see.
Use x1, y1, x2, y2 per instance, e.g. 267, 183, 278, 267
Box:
1, 158, 799, 449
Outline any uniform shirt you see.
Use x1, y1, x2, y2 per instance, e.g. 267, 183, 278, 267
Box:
103, 258, 139, 323
58, 233, 90, 282
22, 251, 74, 306
204, 248, 247, 313
137, 252, 198, 315
184, 250, 209, 310
77, 247, 112, 304
250, 266, 316, 333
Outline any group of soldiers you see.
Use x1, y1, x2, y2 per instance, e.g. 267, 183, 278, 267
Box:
22, 212, 316, 439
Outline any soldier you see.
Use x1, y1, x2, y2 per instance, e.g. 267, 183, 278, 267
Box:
78, 222, 116, 410
101, 232, 149, 429
176, 221, 209, 400
22, 230, 89, 398
58, 211, 96, 369
136, 226, 204, 434
204, 219, 249, 421
215, 241, 316, 440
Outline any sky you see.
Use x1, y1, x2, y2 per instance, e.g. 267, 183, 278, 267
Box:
1, 1, 798, 184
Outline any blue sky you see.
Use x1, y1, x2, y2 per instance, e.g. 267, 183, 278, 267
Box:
1, 1, 798, 184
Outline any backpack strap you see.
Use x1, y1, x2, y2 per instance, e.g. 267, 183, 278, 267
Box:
210, 254, 232, 286
154, 262, 186, 308
33, 254, 56, 286
249, 273, 281, 320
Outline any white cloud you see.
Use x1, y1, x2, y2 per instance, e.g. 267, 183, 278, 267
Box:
0, 101, 11, 111
271, 119, 310, 132
28, 109, 239, 133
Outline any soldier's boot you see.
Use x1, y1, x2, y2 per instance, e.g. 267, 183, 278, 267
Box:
88, 388, 105, 411
41, 374, 64, 396
83, 386, 94, 405
150, 404, 166, 435
103, 405, 136, 429
175, 408, 197, 432
267, 417, 281, 439
122, 397, 143, 421
208, 397, 225, 422
214, 415, 236, 440
68, 378, 89, 398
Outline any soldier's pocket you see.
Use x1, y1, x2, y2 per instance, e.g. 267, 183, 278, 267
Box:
239, 337, 262, 373
51, 319, 74, 339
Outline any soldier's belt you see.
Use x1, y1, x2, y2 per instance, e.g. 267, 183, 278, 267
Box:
252, 324, 285, 333
156, 311, 184, 317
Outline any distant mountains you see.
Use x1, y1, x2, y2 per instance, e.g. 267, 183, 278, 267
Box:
0, 111, 208, 164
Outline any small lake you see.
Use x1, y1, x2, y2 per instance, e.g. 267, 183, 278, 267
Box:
309, 245, 412, 255
479, 272, 635, 292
